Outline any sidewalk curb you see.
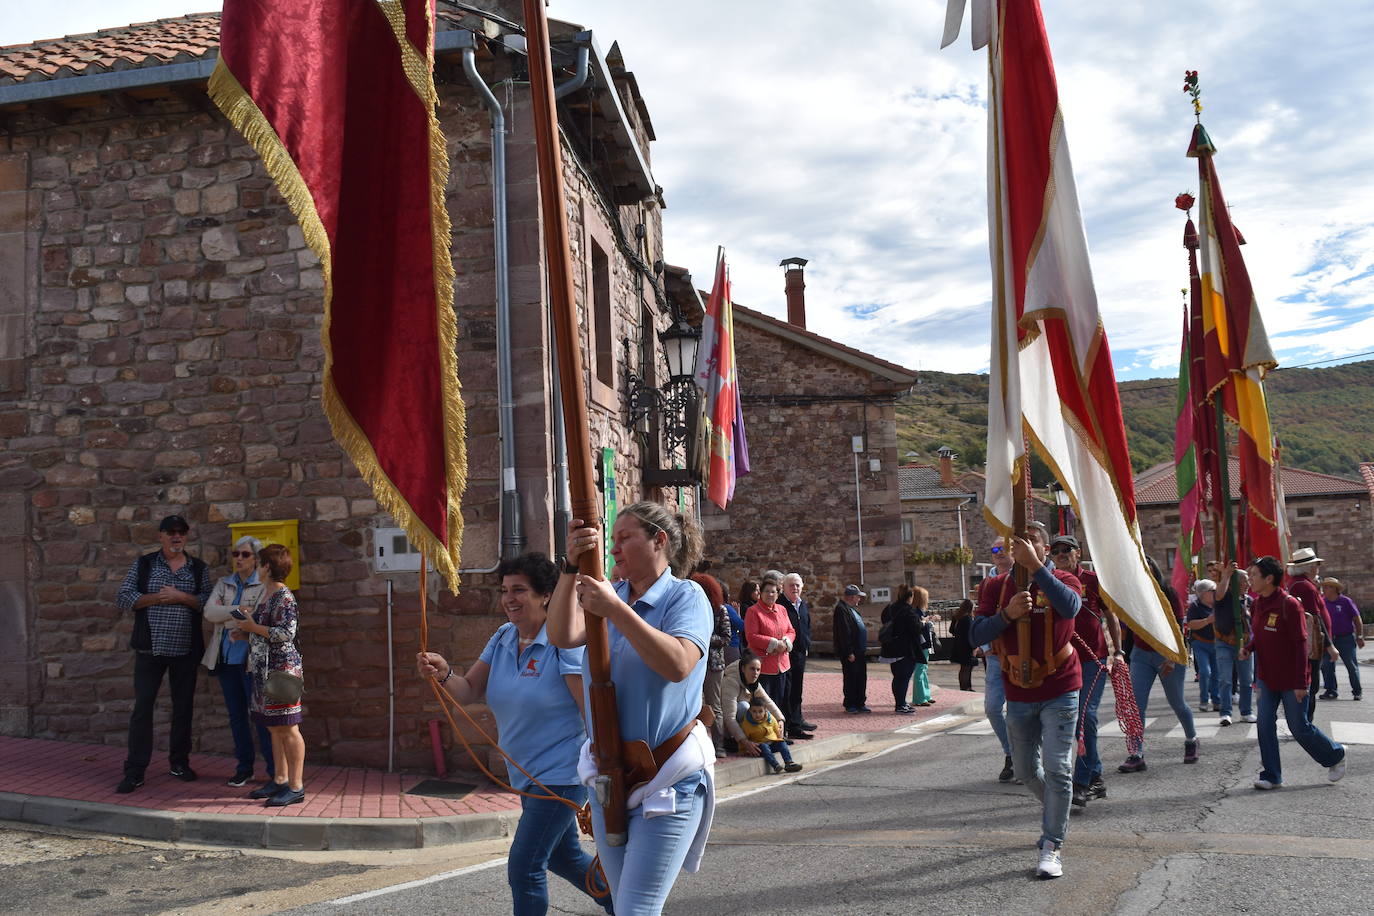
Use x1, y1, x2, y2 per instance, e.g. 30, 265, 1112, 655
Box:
0, 701, 983, 851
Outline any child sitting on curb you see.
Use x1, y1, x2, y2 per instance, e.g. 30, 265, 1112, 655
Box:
740, 697, 803, 775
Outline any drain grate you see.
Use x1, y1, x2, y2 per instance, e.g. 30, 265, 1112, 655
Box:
406, 778, 478, 799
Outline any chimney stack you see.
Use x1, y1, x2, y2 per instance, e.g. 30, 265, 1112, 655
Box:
779, 257, 808, 328
937, 446, 958, 488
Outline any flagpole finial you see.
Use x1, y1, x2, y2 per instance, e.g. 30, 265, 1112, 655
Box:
1183, 70, 1202, 122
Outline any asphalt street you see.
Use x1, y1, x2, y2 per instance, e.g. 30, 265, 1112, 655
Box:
277, 693, 1374, 916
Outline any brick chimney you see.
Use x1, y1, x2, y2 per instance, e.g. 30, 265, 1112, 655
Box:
937, 446, 957, 487
779, 257, 808, 328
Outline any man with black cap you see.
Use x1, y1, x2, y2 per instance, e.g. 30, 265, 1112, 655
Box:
1049, 534, 1122, 809
833, 585, 871, 713
114, 514, 212, 793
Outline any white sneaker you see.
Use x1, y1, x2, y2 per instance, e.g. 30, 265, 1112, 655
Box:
1219, 715, 1233, 726
1329, 757, 1348, 783
1253, 777, 1279, 790
1242, 714, 1258, 723
1036, 843, 1063, 879
1197, 704, 1209, 712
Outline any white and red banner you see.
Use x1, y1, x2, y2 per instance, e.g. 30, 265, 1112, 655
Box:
946, 0, 1183, 659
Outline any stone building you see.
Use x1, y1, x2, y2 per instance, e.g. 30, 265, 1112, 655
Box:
1134, 459, 1372, 608
0, 6, 703, 772
699, 260, 918, 644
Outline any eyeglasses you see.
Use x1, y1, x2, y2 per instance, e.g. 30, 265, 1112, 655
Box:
1050, 546, 1075, 556
990, 546, 1004, 554
231, 551, 255, 558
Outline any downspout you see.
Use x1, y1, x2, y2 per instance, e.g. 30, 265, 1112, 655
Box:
460, 32, 524, 564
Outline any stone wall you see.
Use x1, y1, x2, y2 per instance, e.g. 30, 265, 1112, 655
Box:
701, 327, 906, 643
0, 57, 673, 773
1137, 494, 1372, 609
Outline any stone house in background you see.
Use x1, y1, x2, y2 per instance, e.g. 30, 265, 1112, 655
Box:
0, 5, 703, 773
700, 260, 918, 646
1134, 459, 1372, 610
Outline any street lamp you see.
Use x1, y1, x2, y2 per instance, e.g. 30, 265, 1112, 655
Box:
626, 314, 702, 488
1049, 481, 1072, 536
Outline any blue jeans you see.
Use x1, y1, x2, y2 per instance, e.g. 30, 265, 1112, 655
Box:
1193, 641, 1219, 706
1073, 658, 1109, 785
1213, 640, 1253, 717
1321, 633, 1363, 697
984, 654, 1011, 756
758, 741, 794, 769
1130, 647, 1196, 754
1255, 678, 1345, 785
1006, 691, 1078, 850
509, 784, 610, 916
215, 662, 275, 777
910, 663, 932, 704
591, 771, 708, 916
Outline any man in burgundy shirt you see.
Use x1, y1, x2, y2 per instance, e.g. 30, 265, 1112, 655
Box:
1285, 548, 1339, 718
1240, 555, 1346, 790
1050, 535, 1122, 809
970, 520, 1082, 879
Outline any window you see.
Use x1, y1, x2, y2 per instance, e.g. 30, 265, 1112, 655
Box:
1165, 548, 1176, 571
901, 519, 915, 543
590, 239, 613, 389
1163, 514, 1180, 525
1297, 507, 1315, 519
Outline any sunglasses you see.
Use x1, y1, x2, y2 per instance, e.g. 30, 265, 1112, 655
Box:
1050, 546, 1075, 556
231, 551, 255, 558
990, 546, 1004, 554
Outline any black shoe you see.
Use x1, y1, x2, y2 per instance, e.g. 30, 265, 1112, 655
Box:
999, 755, 1015, 782
249, 779, 287, 799
169, 765, 198, 782
1088, 777, 1107, 799
844, 707, 861, 714
784, 762, 803, 773
1118, 755, 1147, 773
1354, 694, 1363, 702
265, 786, 305, 807
227, 771, 253, 788
1071, 784, 1090, 808
1320, 691, 1338, 700
798, 721, 818, 731
786, 730, 814, 740
115, 775, 144, 794
857, 706, 873, 714
896, 705, 916, 715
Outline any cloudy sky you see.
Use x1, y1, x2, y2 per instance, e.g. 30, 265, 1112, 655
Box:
9, 1, 1374, 379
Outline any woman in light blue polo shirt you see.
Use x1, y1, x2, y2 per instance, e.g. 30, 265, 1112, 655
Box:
417, 553, 610, 916
552, 502, 714, 916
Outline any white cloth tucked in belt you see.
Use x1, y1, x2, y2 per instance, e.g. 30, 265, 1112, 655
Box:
577, 720, 716, 873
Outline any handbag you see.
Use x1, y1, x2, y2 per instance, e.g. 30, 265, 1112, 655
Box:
264, 670, 304, 704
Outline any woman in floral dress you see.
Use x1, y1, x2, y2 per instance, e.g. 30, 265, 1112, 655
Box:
232, 543, 305, 806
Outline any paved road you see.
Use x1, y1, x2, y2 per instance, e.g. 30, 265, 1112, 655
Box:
280, 694, 1374, 916
7, 688, 1372, 915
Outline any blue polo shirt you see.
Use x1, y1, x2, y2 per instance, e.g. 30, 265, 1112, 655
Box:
585, 568, 711, 748
479, 623, 586, 791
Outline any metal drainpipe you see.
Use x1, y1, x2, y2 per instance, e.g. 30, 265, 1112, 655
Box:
461, 35, 523, 564
555, 32, 592, 100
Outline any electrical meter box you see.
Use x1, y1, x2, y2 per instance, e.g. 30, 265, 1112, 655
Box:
372, 526, 434, 574
868, 586, 891, 604
228, 519, 301, 590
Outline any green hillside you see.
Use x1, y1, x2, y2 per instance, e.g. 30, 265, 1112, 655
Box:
897, 359, 1374, 482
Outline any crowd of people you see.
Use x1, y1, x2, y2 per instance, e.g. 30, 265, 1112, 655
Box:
111, 506, 1365, 910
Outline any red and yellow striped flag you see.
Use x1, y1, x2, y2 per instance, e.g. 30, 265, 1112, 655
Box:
210, 0, 466, 586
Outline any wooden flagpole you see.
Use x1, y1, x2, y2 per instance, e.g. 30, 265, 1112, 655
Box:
521, 0, 629, 845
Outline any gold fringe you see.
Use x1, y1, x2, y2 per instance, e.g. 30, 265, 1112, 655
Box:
209, 24, 467, 591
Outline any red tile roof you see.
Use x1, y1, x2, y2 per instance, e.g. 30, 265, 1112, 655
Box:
0, 13, 222, 85
1135, 459, 1365, 505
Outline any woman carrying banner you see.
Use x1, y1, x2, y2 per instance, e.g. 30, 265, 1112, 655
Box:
416, 553, 610, 916
552, 502, 714, 916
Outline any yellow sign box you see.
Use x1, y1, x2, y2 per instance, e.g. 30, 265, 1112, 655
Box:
228, 518, 301, 591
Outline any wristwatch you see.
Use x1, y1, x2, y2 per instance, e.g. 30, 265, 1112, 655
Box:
561, 556, 581, 575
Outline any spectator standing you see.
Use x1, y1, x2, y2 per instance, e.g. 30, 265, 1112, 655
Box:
970, 521, 1083, 879
910, 594, 936, 707
1051, 534, 1122, 809
1118, 557, 1199, 773
1186, 579, 1221, 711
1286, 548, 1338, 718
691, 573, 731, 759
833, 585, 871, 713
879, 585, 924, 714
114, 514, 212, 794
948, 599, 977, 691
1242, 556, 1347, 790
736, 581, 760, 634
1320, 578, 1363, 701
745, 581, 798, 735
780, 573, 816, 738
233, 544, 306, 807
978, 538, 1016, 782
722, 582, 746, 667
202, 535, 272, 787
1211, 560, 1256, 726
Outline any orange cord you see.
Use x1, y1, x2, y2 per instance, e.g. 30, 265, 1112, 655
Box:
419, 555, 610, 899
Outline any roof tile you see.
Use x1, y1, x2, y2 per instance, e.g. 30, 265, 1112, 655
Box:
1135, 459, 1365, 505
0, 12, 222, 85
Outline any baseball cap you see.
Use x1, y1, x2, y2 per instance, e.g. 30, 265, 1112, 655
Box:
843, 584, 865, 597
159, 514, 190, 533
1050, 534, 1080, 551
